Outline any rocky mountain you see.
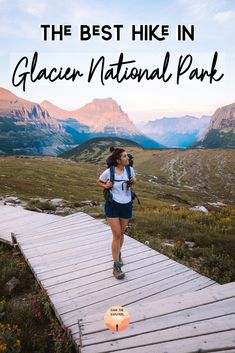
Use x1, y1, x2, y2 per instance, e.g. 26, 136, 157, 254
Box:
0, 87, 164, 155
0, 87, 75, 155
0, 87, 60, 129
42, 97, 164, 148
139, 115, 211, 148
192, 102, 235, 148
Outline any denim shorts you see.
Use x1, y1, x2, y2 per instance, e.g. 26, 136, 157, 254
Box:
104, 199, 132, 219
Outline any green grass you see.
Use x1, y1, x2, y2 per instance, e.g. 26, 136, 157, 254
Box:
0, 243, 76, 353
126, 205, 235, 283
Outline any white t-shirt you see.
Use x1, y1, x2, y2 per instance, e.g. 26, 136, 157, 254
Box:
99, 166, 136, 204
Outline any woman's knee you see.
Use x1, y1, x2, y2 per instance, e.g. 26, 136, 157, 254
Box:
112, 232, 122, 241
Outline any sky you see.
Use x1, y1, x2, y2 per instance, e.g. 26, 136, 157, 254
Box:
0, 0, 235, 123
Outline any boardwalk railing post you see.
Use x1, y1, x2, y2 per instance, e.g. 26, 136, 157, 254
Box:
11, 232, 17, 247
78, 319, 83, 350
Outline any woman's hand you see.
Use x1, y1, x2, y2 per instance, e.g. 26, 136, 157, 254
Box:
130, 176, 136, 185
105, 180, 113, 189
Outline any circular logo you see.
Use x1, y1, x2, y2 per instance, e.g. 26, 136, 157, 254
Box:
104, 306, 130, 332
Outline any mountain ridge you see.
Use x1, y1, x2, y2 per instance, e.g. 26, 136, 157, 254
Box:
192, 102, 235, 148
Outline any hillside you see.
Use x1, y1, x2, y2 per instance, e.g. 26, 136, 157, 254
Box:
59, 137, 143, 163
60, 139, 235, 204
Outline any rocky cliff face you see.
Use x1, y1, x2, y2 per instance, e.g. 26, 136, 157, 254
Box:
0, 87, 75, 155
0, 87, 61, 130
194, 102, 235, 147
200, 103, 235, 138
42, 97, 141, 135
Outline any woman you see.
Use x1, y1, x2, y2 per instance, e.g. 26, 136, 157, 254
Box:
96, 147, 137, 280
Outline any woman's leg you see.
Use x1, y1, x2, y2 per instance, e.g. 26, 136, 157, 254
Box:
106, 217, 122, 261
119, 218, 129, 250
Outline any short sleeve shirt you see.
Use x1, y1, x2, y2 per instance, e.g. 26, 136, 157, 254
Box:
99, 166, 136, 204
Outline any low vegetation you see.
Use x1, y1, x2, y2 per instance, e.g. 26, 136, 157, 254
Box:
0, 243, 76, 353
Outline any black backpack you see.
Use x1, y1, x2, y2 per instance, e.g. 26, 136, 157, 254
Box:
103, 165, 141, 206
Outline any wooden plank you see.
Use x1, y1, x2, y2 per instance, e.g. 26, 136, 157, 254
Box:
48, 255, 171, 301
77, 283, 235, 353
15, 220, 102, 243
28, 239, 141, 270
21, 223, 111, 249
42, 256, 175, 296
79, 316, 235, 353
21, 226, 111, 253
18, 234, 140, 266
52, 263, 180, 313
79, 281, 233, 337
20, 236, 139, 264
46, 254, 174, 297
79, 298, 235, 348
0, 212, 39, 229
38, 248, 164, 281
20, 233, 135, 263
34, 243, 145, 275
0, 215, 59, 229
60, 271, 205, 327
0, 205, 31, 215
15, 214, 91, 239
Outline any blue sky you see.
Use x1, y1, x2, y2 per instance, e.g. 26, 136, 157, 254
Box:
0, 0, 235, 123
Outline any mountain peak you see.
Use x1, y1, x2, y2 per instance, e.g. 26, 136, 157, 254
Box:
0, 87, 60, 130
0, 87, 19, 100
92, 97, 116, 103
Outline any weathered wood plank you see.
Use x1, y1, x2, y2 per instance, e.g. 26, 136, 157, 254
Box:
79, 316, 235, 353
38, 248, 166, 282
45, 258, 176, 303
79, 299, 235, 348
60, 272, 210, 327
34, 243, 145, 275
21, 224, 112, 251
79, 281, 233, 337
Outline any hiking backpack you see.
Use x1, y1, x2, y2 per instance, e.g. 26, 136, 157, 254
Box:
103, 165, 141, 206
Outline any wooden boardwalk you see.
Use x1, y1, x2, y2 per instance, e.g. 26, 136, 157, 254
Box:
79, 281, 235, 353
1, 204, 235, 353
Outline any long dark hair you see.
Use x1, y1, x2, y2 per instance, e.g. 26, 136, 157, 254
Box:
109, 146, 125, 166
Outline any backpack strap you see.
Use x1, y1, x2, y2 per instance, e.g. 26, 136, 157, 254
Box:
125, 165, 131, 181
109, 165, 115, 183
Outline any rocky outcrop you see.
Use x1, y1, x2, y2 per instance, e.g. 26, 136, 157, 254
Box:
192, 102, 235, 148
0, 87, 61, 130
42, 97, 142, 135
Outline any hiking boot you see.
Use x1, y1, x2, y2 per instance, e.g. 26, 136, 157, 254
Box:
119, 251, 123, 266
113, 261, 125, 279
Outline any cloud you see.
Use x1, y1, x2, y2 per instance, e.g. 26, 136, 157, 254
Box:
214, 10, 235, 23
17, 0, 47, 17
180, 0, 227, 19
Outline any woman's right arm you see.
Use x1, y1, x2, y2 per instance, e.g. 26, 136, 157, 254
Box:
96, 179, 113, 189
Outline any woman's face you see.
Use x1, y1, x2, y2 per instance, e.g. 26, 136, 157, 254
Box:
117, 151, 129, 166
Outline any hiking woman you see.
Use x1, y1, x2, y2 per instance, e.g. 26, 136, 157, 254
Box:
96, 147, 136, 279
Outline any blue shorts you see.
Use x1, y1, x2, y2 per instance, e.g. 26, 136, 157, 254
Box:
104, 199, 132, 219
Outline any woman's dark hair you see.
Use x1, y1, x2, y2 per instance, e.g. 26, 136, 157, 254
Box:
109, 146, 125, 166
